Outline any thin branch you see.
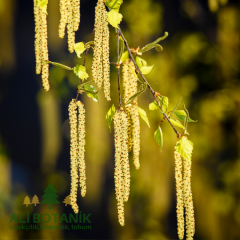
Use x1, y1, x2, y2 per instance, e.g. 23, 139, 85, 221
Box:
117, 29, 121, 110
118, 27, 179, 136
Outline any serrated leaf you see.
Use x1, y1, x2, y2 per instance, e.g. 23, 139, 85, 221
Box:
154, 126, 163, 150
84, 85, 98, 102
126, 83, 147, 105
107, 10, 123, 28
175, 138, 193, 162
74, 65, 89, 81
74, 42, 86, 58
37, 0, 48, 13
135, 57, 147, 69
119, 51, 129, 64
138, 107, 150, 128
140, 65, 154, 75
105, 0, 123, 11
174, 110, 197, 122
106, 104, 116, 132
139, 32, 168, 53
47, 61, 72, 70
169, 119, 185, 129
159, 96, 168, 113
149, 101, 158, 111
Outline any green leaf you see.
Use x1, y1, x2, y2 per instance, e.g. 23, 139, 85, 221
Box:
159, 96, 168, 113
149, 101, 158, 111
105, 0, 123, 11
169, 119, 185, 129
169, 97, 182, 118
84, 85, 98, 102
174, 110, 197, 122
46, 61, 72, 70
37, 0, 48, 13
119, 51, 129, 64
135, 57, 147, 69
107, 10, 123, 28
154, 126, 163, 150
106, 104, 116, 132
74, 42, 86, 58
140, 65, 154, 75
138, 107, 150, 128
74, 65, 89, 81
175, 138, 193, 162
139, 32, 168, 53
126, 83, 147, 105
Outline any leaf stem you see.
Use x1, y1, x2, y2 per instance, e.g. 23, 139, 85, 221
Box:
118, 27, 179, 136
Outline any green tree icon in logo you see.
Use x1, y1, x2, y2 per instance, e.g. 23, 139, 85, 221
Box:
41, 184, 60, 210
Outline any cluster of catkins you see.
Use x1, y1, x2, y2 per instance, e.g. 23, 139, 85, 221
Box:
174, 137, 195, 240
59, 0, 80, 53
112, 60, 141, 226
68, 99, 86, 214
92, 0, 111, 101
33, 0, 50, 91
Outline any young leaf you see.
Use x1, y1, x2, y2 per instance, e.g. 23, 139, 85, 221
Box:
37, 0, 48, 13
105, 0, 123, 11
174, 110, 197, 122
175, 137, 193, 162
74, 42, 86, 58
159, 96, 168, 113
139, 32, 168, 53
149, 101, 158, 111
154, 126, 163, 150
135, 57, 147, 69
47, 61, 72, 70
140, 65, 154, 75
107, 10, 123, 28
126, 83, 147, 105
169, 119, 185, 129
74, 65, 89, 81
83, 85, 98, 102
119, 51, 129, 64
169, 97, 182, 118
138, 107, 150, 128
106, 104, 116, 132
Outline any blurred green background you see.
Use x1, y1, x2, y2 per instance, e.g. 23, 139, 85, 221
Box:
0, 0, 240, 239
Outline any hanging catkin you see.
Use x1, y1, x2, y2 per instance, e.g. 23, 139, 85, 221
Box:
174, 149, 184, 240
73, 0, 80, 31
67, 0, 75, 53
59, 0, 68, 38
33, 0, 50, 91
77, 101, 86, 197
68, 99, 79, 214
92, 0, 111, 101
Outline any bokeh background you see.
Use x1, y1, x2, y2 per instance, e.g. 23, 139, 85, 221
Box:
0, 0, 240, 239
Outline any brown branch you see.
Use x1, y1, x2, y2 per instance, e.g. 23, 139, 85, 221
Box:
118, 27, 179, 136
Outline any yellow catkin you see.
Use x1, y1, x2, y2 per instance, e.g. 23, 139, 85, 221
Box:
183, 156, 195, 240
102, 7, 111, 101
120, 111, 130, 202
114, 111, 125, 226
72, 0, 80, 31
33, 0, 42, 74
77, 101, 86, 197
40, 5, 50, 91
128, 61, 138, 105
174, 149, 184, 240
69, 99, 79, 214
59, 0, 68, 38
130, 105, 140, 169
67, 0, 75, 53
92, 0, 104, 89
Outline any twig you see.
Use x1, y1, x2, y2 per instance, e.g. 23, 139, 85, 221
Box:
118, 27, 179, 136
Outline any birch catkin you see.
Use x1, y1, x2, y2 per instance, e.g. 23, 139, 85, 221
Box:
174, 149, 184, 240
33, 0, 50, 91
67, 0, 75, 53
73, 0, 80, 31
69, 99, 79, 214
59, 0, 68, 38
77, 101, 86, 197
92, 0, 111, 101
